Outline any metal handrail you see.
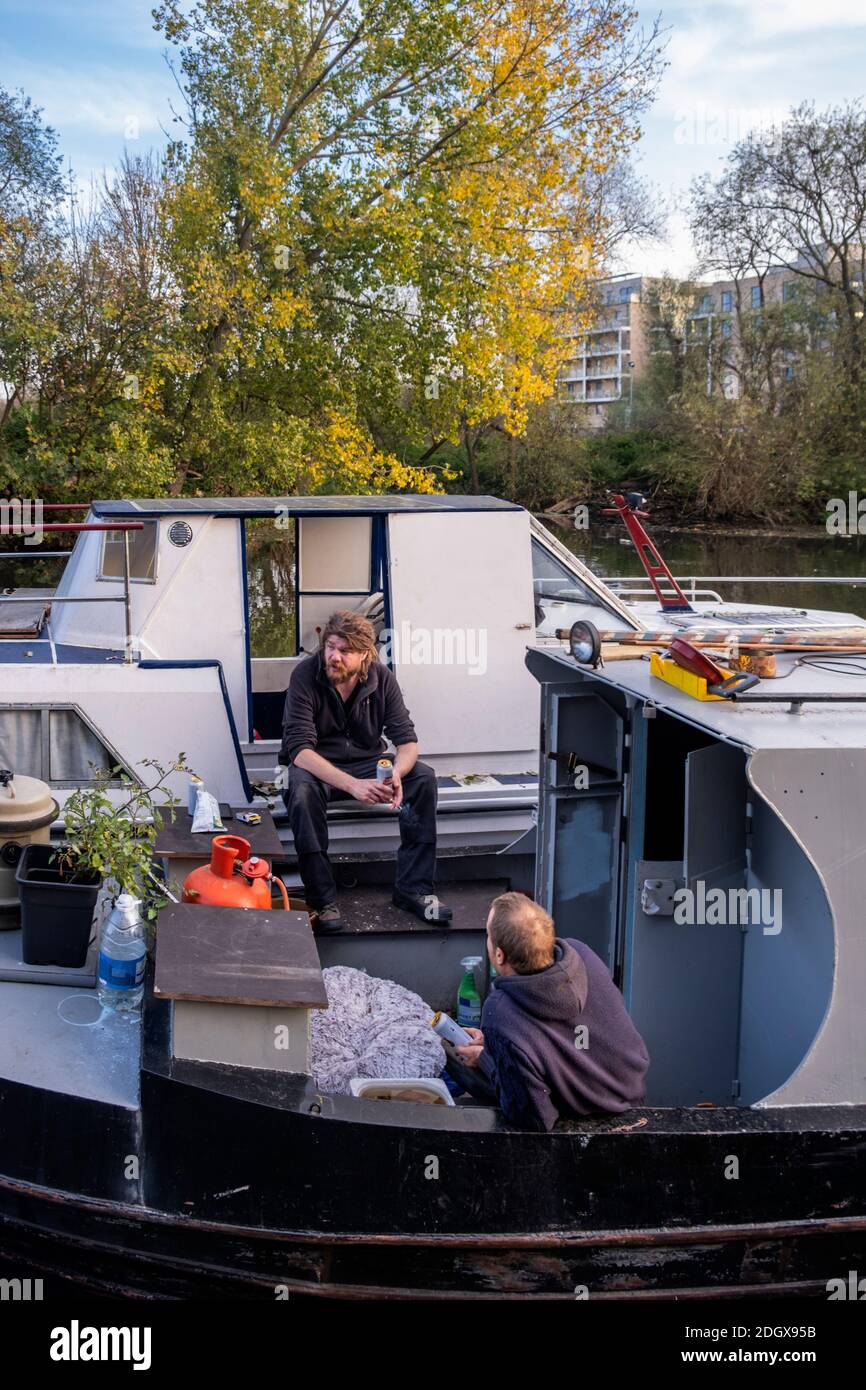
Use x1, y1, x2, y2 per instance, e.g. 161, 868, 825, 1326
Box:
612, 587, 724, 603
0, 520, 145, 663
607, 575, 866, 585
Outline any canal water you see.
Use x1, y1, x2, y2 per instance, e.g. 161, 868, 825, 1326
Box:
560, 525, 866, 623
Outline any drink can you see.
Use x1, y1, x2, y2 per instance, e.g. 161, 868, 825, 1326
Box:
431, 1011, 473, 1047
376, 758, 393, 783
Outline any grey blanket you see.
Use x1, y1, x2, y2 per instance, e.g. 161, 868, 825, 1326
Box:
310, 966, 446, 1094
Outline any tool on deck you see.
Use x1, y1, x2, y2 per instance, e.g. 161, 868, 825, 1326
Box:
603, 492, 695, 613
558, 620, 866, 654
651, 640, 760, 701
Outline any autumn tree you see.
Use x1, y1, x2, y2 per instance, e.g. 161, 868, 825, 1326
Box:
691, 102, 866, 393
151, 0, 662, 495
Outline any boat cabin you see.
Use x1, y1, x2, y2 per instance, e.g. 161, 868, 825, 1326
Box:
0, 496, 639, 816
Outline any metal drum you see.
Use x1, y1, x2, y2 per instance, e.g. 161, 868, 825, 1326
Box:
0, 770, 60, 922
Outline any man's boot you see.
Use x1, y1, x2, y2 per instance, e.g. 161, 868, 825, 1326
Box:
392, 888, 452, 924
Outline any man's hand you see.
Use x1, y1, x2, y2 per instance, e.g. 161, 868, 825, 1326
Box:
349, 777, 394, 805
388, 768, 403, 810
454, 1027, 485, 1068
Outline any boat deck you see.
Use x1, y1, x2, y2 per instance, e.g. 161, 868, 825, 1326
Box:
535, 640, 866, 750
0, 979, 141, 1110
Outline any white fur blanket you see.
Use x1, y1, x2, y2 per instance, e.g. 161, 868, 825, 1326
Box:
310, 966, 446, 1094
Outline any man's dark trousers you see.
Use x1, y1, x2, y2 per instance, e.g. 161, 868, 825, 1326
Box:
284, 756, 438, 910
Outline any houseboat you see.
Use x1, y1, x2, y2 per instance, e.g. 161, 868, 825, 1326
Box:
0, 494, 864, 1298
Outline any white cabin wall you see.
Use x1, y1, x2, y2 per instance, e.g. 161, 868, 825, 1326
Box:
52, 516, 250, 741
7, 663, 248, 807
386, 509, 538, 759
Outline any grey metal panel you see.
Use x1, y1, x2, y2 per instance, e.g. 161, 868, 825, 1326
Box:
546, 791, 622, 970
738, 790, 833, 1105
628, 859, 743, 1106
315, 929, 487, 1014
747, 748, 864, 1106
684, 743, 747, 887
91, 496, 522, 518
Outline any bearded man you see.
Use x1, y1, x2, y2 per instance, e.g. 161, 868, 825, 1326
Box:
279, 610, 451, 933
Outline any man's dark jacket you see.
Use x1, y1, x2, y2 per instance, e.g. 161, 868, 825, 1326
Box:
478, 937, 650, 1131
279, 650, 417, 767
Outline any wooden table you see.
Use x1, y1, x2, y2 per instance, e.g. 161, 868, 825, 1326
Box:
154, 808, 283, 899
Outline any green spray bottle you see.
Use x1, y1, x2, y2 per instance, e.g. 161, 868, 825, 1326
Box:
457, 955, 483, 1028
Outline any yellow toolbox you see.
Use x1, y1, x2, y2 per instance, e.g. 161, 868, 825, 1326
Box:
650, 650, 736, 702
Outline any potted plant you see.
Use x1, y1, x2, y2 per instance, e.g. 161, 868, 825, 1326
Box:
15, 755, 189, 968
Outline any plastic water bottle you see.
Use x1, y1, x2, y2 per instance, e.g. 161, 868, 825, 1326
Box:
457, 955, 483, 1028
97, 893, 146, 1011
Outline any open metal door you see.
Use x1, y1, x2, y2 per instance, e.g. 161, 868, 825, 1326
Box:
533, 672, 625, 973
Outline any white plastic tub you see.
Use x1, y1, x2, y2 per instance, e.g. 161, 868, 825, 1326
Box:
349, 1076, 455, 1106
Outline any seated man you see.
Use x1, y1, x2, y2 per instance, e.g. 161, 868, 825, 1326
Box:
448, 891, 649, 1130
279, 610, 451, 932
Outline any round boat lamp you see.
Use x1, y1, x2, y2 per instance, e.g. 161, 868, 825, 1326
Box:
568, 619, 601, 667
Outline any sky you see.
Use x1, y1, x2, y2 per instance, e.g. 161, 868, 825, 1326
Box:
1, 0, 865, 279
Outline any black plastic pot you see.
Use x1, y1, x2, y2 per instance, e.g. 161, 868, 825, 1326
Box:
15, 843, 102, 967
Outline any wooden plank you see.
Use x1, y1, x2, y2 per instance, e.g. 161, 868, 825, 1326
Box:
154, 901, 327, 1008
154, 809, 282, 860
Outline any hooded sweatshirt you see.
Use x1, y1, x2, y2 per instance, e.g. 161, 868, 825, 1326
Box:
479, 937, 650, 1132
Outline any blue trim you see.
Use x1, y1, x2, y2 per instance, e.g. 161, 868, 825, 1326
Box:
293, 516, 300, 657
0, 641, 126, 665
377, 515, 393, 671
138, 658, 253, 803
91, 497, 523, 519
239, 519, 254, 741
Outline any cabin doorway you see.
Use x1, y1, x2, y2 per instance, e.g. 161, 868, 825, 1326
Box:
245, 513, 390, 742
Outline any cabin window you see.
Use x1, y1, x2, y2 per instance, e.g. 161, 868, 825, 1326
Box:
98, 521, 158, 582
531, 540, 596, 605
245, 517, 296, 658
0, 705, 132, 785
296, 515, 385, 656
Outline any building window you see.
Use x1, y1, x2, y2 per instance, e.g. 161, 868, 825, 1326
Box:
99, 520, 158, 583
783, 281, 798, 302
721, 291, 732, 312
784, 365, 795, 379
700, 294, 713, 313
721, 320, 732, 338
751, 285, 761, 309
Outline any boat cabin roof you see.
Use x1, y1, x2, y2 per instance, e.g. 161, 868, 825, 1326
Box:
91, 495, 522, 518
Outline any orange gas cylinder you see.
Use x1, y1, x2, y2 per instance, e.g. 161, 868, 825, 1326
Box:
182, 835, 283, 909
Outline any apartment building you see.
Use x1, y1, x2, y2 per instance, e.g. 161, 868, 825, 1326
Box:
682, 264, 804, 399
557, 274, 650, 428
559, 265, 809, 425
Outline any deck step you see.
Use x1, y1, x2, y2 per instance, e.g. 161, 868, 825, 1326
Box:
284, 878, 505, 935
